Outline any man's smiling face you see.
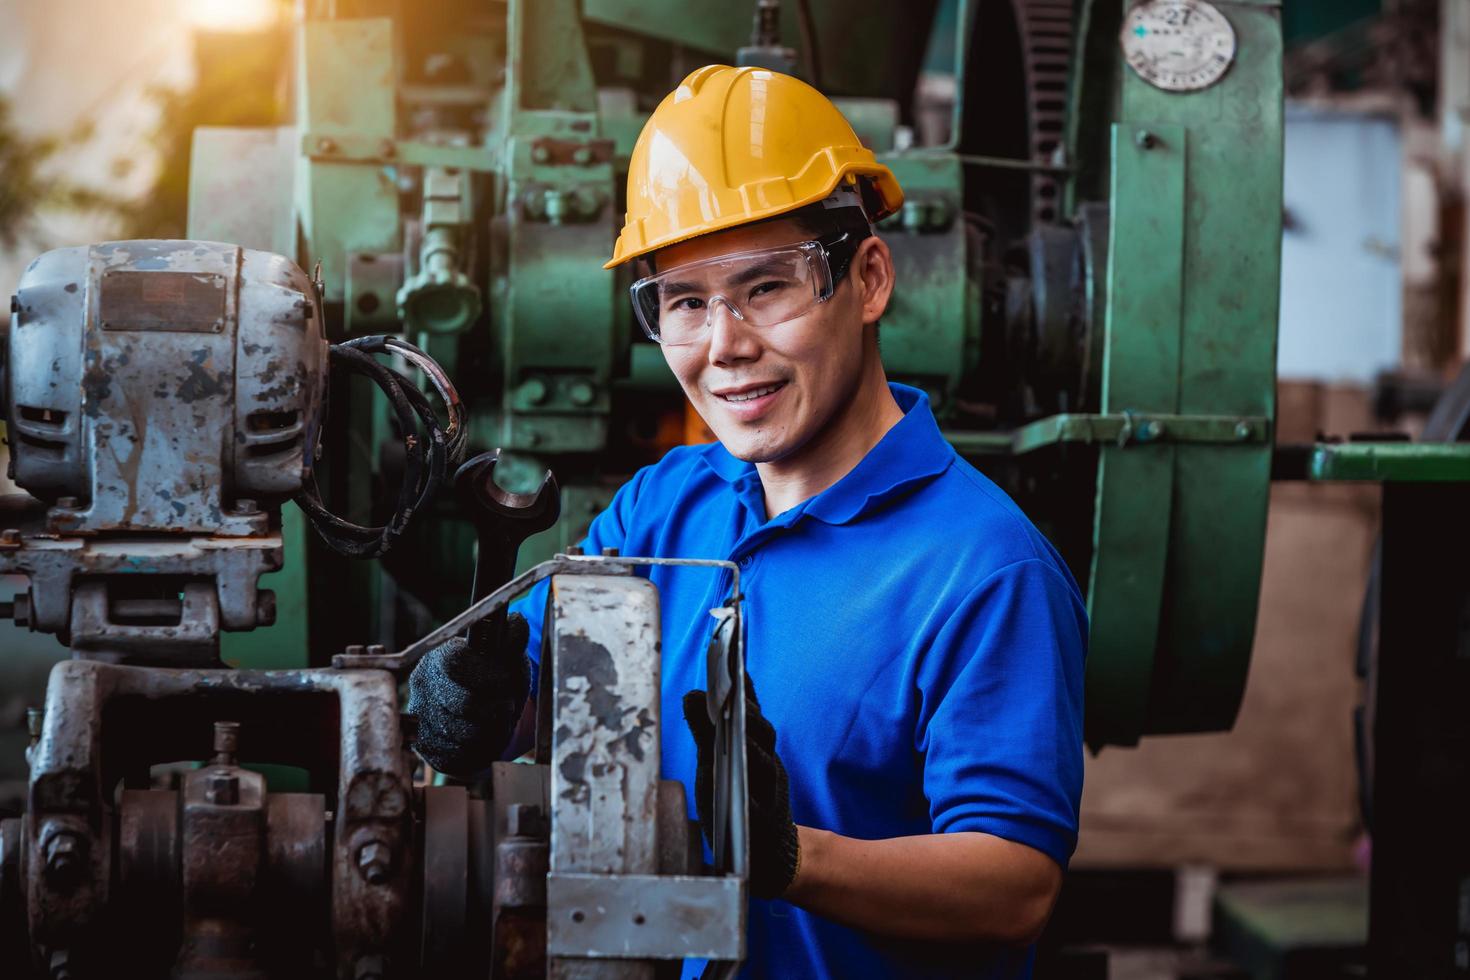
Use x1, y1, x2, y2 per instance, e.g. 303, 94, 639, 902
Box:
654, 216, 871, 464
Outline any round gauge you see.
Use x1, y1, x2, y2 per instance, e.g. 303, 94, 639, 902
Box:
1120, 1, 1237, 92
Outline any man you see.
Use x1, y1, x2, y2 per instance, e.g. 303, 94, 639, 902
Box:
409, 65, 1087, 978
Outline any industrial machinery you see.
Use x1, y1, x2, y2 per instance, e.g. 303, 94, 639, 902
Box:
0, 241, 750, 977
184, 0, 1286, 749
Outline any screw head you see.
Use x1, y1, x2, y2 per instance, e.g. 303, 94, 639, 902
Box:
232, 498, 258, 516
1139, 419, 1165, 441
357, 841, 392, 885
1234, 420, 1254, 441
1135, 129, 1159, 150
568, 379, 596, 407
531, 144, 551, 164
317, 137, 337, 154
572, 146, 593, 165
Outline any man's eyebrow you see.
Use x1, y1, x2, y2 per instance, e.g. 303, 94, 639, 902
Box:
658, 279, 701, 297
724, 258, 796, 288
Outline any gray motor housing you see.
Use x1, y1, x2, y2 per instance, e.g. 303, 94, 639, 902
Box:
5, 240, 327, 534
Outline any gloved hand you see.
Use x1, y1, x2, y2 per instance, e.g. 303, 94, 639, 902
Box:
682, 676, 801, 900
407, 612, 531, 779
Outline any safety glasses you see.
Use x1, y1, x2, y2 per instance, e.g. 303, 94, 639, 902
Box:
630, 233, 862, 346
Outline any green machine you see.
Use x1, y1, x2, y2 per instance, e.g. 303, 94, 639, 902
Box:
188, 0, 1284, 748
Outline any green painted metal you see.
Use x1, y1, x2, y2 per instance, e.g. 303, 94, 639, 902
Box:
1087, 121, 1186, 747
295, 19, 401, 306
875, 153, 971, 416
1212, 877, 1367, 980
1307, 442, 1470, 482
1085, 0, 1283, 745
1012, 412, 1270, 454
221, 504, 311, 670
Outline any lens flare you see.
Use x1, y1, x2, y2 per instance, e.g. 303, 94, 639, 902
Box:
185, 0, 280, 32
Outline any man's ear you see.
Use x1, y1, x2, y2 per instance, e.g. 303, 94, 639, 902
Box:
852, 236, 895, 327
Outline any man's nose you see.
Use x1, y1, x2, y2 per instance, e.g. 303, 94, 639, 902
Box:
706, 297, 760, 365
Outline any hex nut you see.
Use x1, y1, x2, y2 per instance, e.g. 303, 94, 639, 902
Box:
357, 841, 392, 885
43, 831, 85, 887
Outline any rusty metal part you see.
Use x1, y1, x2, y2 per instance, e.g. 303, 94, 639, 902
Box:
261, 792, 328, 962
117, 789, 181, 973
419, 786, 470, 969
493, 803, 549, 980
23, 661, 413, 975
454, 449, 560, 650
176, 761, 268, 977
656, 782, 697, 877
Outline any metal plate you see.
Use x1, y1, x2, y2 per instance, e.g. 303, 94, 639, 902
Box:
99, 271, 226, 332
1121, 1, 1236, 93
546, 874, 745, 961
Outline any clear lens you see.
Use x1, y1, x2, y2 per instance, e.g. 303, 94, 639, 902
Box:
630, 241, 834, 345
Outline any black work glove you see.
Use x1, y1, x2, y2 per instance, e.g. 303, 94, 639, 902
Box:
406, 613, 531, 779
682, 676, 801, 900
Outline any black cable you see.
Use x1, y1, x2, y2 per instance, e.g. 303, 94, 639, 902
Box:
294, 336, 466, 559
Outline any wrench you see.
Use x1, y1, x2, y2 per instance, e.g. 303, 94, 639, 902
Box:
454, 449, 560, 649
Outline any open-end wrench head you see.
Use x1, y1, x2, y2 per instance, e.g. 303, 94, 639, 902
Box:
454, 449, 561, 535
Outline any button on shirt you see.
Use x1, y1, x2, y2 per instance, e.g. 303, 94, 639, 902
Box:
514, 383, 1087, 979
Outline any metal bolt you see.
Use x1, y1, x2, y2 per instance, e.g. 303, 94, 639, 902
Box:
205, 771, 240, 806
568, 379, 596, 407
357, 840, 392, 885
344, 644, 366, 658
366, 644, 386, 657
9, 295, 18, 315
232, 498, 258, 515
43, 831, 85, 885
1135, 130, 1158, 150
12, 593, 30, 628
601, 546, 620, 557
213, 721, 240, 764
317, 137, 337, 154
531, 144, 551, 164
1139, 419, 1165, 441
1234, 420, 1254, 441
566, 545, 584, 556
518, 377, 549, 405
572, 146, 593, 165
55, 496, 79, 509
27, 707, 43, 745
0, 528, 19, 545
543, 189, 567, 225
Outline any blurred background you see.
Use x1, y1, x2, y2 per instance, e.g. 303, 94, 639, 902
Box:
1, 0, 1468, 977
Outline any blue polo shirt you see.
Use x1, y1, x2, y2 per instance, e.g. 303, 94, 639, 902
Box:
514, 383, 1087, 979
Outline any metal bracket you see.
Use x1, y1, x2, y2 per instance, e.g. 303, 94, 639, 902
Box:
546, 873, 745, 960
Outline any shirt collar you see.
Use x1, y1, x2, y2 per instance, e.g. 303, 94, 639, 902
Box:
699, 382, 955, 526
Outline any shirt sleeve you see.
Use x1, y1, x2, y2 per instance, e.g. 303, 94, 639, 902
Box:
511, 463, 653, 675
914, 557, 1088, 868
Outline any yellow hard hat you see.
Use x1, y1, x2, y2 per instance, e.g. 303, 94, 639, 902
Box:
605, 64, 904, 269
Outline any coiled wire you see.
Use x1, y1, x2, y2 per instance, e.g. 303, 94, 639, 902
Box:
294, 335, 467, 558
